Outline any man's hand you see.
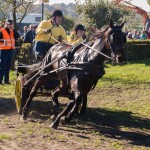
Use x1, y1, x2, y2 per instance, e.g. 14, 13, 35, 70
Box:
44, 29, 52, 34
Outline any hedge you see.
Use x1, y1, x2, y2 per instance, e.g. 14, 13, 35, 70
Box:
15, 43, 36, 65
15, 40, 150, 66
124, 40, 150, 61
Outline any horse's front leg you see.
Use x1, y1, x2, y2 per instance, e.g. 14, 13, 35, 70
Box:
22, 79, 43, 120
79, 95, 87, 114
60, 92, 82, 125
50, 87, 61, 121
50, 100, 75, 129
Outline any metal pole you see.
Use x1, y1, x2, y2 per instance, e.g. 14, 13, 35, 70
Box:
41, 1, 44, 21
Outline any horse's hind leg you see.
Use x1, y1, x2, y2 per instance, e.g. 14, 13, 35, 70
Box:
22, 79, 43, 120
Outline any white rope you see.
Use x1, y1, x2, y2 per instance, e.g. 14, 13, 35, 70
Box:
47, 35, 112, 60
81, 42, 113, 60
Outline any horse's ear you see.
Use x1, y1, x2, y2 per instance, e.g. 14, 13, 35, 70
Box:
120, 21, 125, 29
110, 20, 114, 28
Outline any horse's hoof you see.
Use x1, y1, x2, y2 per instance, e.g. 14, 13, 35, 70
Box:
50, 115, 57, 122
79, 110, 86, 115
20, 115, 27, 121
60, 116, 66, 126
50, 122, 58, 129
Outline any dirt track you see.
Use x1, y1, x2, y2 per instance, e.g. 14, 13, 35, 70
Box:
0, 97, 101, 150
0, 87, 150, 150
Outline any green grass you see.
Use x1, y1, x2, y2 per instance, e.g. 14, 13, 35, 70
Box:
0, 59, 150, 149
0, 59, 149, 98
0, 71, 16, 98
0, 134, 12, 140
98, 60, 150, 87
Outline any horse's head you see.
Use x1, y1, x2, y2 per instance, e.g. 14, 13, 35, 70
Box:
106, 20, 126, 63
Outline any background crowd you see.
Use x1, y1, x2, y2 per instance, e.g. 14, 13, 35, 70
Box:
124, 27, 150, 40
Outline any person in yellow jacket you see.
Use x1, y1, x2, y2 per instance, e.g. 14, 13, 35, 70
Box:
33, 9, 67, 60
67, 24, 86, 46
66, 24, 86, 63
0, 20, 15, 85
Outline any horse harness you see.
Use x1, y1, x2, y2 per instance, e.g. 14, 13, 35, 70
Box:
55, 41, 106, 91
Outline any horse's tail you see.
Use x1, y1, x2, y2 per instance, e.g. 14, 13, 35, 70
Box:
17, 61, 42, 74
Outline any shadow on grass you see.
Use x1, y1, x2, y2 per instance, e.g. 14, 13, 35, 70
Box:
0, 97, 64, 121
0, 98, 16, 115
30, 99, 150, 147
74, 108, 150, 147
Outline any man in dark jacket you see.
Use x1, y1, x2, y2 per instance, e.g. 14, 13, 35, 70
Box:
23, 24, 36, 44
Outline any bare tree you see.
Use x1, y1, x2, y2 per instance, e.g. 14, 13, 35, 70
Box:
0, 0, 37, 30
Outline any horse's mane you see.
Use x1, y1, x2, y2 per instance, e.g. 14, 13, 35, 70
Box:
90, 25, 110, 39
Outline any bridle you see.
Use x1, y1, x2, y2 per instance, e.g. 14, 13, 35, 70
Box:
107, 28, 123, 60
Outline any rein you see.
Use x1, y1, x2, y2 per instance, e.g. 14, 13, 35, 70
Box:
48, 34, 61, 44
47, 35, 114, 60
81, 42, 113, 60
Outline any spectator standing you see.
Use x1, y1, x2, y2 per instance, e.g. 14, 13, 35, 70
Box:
0, 20, 15, 85
22, 26, 28, 39
145, 18, 150, 32
34, 9, 67, 60
10, 23, 21, 69
23, 26, 28, 34
126, 32, 133, 39
140, 30, 147, 39
10, 24, 20, 46
132, 29, 140, 39
33, 25, 38, 31
23, 24, 36, 44
145, 28, 150, 39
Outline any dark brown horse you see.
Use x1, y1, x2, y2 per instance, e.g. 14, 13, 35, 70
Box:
19, 20, 126, 129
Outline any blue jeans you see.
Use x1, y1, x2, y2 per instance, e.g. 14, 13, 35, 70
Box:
33, 41, 53, 60
0, 50, 14, 83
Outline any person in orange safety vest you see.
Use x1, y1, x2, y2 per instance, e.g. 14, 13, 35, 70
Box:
0, 19, 15, 85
